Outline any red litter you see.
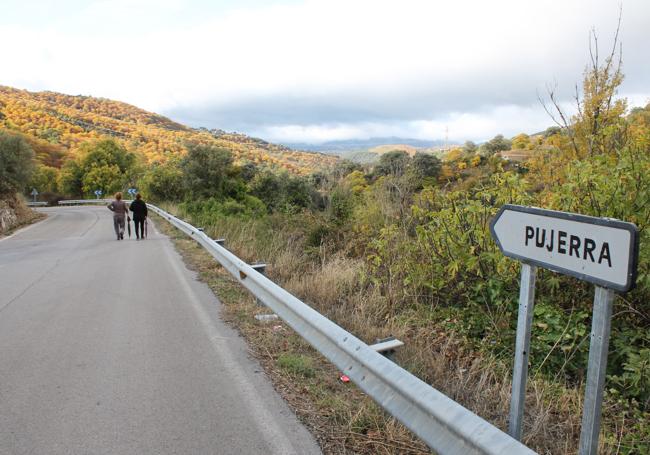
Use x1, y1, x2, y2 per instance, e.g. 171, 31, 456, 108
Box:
339, 374, 350, 383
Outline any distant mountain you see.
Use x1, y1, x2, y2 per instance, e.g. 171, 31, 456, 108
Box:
283, 137, 446, 153
0, 86, 337, 174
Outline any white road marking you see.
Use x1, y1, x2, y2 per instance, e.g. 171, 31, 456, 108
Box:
160, 237, 299, 455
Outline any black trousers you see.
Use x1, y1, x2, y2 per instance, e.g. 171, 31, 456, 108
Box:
134, 218, 145, 238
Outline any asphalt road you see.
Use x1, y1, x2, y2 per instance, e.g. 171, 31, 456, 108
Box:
0, 206, 321, 455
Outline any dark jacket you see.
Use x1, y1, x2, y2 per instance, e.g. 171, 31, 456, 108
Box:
129, 199, 148, 220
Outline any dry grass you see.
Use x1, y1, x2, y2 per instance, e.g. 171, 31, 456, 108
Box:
155, 209, 638, 454
0, 196, 45, 236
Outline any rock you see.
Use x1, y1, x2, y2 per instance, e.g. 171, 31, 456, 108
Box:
0, 194, 34, 234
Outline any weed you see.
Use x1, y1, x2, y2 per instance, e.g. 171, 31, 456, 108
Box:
277, 353, 316, 378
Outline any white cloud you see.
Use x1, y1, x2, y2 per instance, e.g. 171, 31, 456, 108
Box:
1, 0, 648, 142
255, 103, 574, 143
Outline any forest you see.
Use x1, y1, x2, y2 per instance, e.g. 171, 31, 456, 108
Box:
1, 38, 648, 454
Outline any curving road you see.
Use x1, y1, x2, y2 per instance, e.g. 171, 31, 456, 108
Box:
0, 206, 320, 455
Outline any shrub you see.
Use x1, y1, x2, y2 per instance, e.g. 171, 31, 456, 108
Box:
0, 130, 34, 196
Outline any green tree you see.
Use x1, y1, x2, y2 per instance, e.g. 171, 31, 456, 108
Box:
0, 130, 34, 196
463, 140, 478, 154
180, 144, 237, 199
58, 139, 135, 197
328, 185, 354, 226
141, 159, 184, 201
78, 139, 135, 174
374, 151, 410, 177
410, 152, 441, 180
479, 134, 512, 156
28, 164, 59, 194
58, 159, 84, 197
82, 164, 122, 195
249, 170, 283, 211
284, 175, 313, 210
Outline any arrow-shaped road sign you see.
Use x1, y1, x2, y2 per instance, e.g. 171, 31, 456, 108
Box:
490, 205, 639, 292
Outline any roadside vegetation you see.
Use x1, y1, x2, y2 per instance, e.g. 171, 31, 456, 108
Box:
1, 31, 648, 453
0, 130, 43, 234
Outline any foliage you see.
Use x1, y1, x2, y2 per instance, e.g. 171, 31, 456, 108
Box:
141, 159, 184, 202
249, 170, 315, 213
180, 144, 242, 200
463, 140, 478, 154
0, 129, 34, 196
478, 134, 512, 156
374, 150, 410, 177
81, 164, 122, 195
28, 164, 60, 194
511, 133, 531, 150
328, 185, 355, 226
58, 139, 134, 197
181, 195, 266, 223
410, 152, 441, 180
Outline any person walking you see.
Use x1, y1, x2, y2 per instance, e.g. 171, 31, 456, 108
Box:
108, 192, 129, 240
129, 193, 148, 240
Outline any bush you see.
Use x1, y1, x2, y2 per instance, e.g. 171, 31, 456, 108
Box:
58, 139, 135, 197
0, 130, 34, 196
180, 144, 237, 199
27, 164, 59, 195
141, 159, 184, 202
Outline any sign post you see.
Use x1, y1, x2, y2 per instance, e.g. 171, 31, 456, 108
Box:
94, 189, 103, 199
490, 204, 638, 453
579, 286, 614, 455
508, 263, 537, 440
31, 188, 38, 202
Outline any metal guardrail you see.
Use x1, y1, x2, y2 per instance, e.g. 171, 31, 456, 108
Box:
58, 199, 133, 205
27, 202, 48, 207
61, 200, 536, 455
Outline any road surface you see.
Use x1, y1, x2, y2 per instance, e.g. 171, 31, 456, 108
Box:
0, 206, 321, 455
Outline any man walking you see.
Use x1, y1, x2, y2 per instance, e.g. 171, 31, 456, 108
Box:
108, 192, 129, 240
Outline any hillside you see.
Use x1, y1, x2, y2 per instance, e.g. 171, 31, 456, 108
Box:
0, 86, 337, 174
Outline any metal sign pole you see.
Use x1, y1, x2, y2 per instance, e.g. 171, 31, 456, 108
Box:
508, 263, 537, 440
579, 286, 615, 455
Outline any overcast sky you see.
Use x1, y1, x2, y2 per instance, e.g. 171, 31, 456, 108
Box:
2, 0, 649, 144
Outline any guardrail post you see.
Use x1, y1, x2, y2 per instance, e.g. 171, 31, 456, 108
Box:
215, 238, 226, 246
251, 263, 267, 307
371, 336, 404, 362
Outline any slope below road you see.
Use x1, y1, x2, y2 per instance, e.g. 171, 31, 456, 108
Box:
0, 206, 320, 455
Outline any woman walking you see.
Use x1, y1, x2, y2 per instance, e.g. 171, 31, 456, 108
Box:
129, 193, 148, 240
108, 192, 129, 240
